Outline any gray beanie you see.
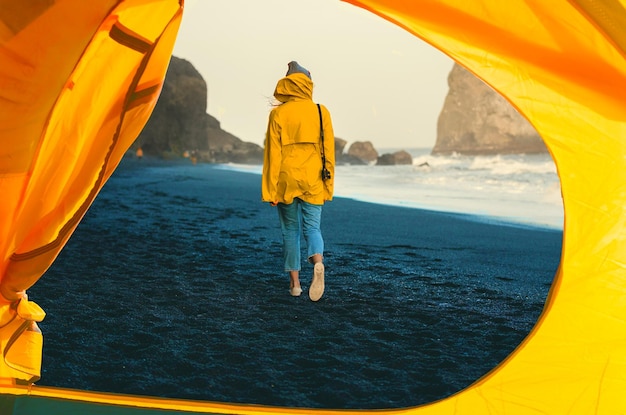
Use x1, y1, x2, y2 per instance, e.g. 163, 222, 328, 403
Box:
286, 61, 311, 79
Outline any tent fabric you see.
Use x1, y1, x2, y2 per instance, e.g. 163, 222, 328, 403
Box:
1, 0, 626, 413
0, 0, 183, 389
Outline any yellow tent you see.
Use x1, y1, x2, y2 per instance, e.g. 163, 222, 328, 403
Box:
0, 0, 183, 389
1, 0, 625, 413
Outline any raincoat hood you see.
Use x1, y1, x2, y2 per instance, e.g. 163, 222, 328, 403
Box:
274, 73, 313, 103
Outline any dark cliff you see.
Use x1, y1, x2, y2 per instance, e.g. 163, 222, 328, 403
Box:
135, 57, 263, 163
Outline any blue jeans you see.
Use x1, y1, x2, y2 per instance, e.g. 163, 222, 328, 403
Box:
277, 198, 324, 272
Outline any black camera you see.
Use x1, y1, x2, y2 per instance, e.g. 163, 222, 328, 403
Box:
321, 167, 331, 181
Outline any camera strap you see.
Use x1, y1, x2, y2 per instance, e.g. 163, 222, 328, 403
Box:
317, 103, 327, 173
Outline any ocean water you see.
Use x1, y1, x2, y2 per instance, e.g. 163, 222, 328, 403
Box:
219, 148, 564, 230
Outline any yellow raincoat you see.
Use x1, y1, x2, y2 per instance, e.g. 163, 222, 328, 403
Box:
262, 73, 335, 205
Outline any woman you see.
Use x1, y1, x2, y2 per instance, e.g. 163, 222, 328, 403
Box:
262, 61, 335, 301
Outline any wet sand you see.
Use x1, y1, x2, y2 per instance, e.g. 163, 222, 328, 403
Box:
32, 157, 562, 409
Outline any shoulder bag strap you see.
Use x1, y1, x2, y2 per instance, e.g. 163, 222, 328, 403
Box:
317, 104, 327, 170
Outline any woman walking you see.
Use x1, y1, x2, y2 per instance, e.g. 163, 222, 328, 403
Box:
262, 61, 335, 301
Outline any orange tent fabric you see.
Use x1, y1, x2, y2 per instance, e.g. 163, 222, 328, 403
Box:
0, 0, 183, 383
2, 0, 626, 413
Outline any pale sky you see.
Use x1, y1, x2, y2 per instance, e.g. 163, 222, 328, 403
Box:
172, 0, 455, 150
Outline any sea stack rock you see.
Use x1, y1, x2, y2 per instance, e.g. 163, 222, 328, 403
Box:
335, 137, 348, 155
377, 150, 413, 165
347, 141, 379, 164
433, 63, 547, 155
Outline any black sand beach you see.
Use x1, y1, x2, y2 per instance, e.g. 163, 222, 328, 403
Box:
31, 157, 562, 409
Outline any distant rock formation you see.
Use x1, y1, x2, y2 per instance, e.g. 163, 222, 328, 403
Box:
433, 63, 547, 155
205, 115, 264, 164
335, 137, 366, 165
347, 141, 378, 164
136, 56, 208, 156
136, 57, 263, 164
377, 150, 413, 165
336, 138, 411, 165
335, 137, 348, 155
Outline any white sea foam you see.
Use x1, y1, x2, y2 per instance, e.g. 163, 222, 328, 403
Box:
217, 148, 564, 230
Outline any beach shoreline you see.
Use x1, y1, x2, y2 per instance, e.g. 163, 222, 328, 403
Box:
32, 158, 563, 409
212, 153, 563, 232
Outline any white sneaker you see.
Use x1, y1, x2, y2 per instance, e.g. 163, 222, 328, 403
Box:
290, 286, 302, 297
309, 263, 325, 301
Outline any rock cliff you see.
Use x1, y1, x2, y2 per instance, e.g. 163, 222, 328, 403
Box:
347, 141, 379, 164
136, 57, 263, 163
377, 150, 412, 166
433, 63, 546, 155
335, 137, 367, 165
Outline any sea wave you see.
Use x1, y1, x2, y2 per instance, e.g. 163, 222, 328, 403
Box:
216, 149, 564, 230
